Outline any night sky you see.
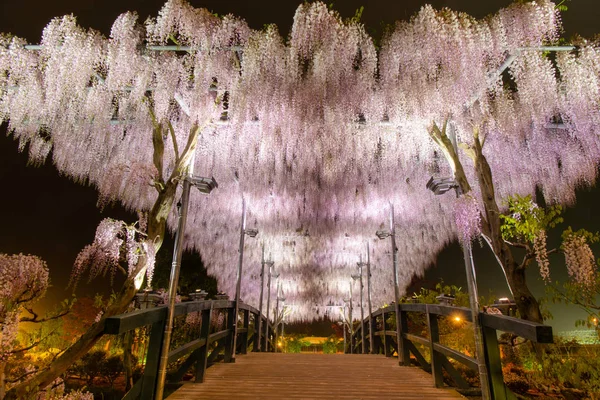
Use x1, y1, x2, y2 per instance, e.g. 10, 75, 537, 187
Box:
1, 0, 599, 332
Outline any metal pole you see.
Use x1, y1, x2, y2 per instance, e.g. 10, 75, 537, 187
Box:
366, 242, 374, 354
463, 241, 492, 399
447, 124, 492, 400
257, 244, 266, 351
349, 281, 353, 354
264, 264, 273, 352
281, 302, 285, 352
390, 204, 404, 365
155, 178, 192, 400
359, 256, 365, 354
274, 282, 280, 353
231, 198, 247, 362
343, 313, 347, 353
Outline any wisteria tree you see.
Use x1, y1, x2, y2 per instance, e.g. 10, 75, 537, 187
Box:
2, 0, 600, 395
0, 254, 49, 397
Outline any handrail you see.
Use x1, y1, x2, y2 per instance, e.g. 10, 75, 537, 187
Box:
103, 298, 273, 399
350, 302, 553, 400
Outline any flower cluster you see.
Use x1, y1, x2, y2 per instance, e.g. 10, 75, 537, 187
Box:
534, 230, 550, 282
454, 195, 482, 244
1, 0, 599, 320
71, 219, 156, 289
562, 231, 597, 291
0, 253, 49, 361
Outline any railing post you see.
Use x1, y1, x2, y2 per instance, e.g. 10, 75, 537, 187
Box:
482, 323, 516, 400
426, 305, 444, 388
195, 304, 213, 383
241, 309, 250, 354
398, 307, 410, 365
382, 310, 391, 357
224, 306, 235, 362
144, 319, 166, 399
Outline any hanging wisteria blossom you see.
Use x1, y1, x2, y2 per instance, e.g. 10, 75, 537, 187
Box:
1, 0, 600, 321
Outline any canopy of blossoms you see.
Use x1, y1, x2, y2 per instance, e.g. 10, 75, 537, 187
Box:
1, 0, 599, 321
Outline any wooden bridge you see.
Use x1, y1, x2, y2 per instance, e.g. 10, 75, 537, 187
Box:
104, 299, 553, 399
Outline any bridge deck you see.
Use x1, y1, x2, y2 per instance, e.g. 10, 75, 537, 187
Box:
168, 353, 465, 399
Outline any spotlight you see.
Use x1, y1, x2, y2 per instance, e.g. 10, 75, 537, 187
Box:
244, 228, 259, 238
425, 176, 457, 195
375, 230, 391, 240
187, 176, 218, 194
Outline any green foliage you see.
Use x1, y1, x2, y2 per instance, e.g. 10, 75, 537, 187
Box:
283, 335, 310, 353
322, 335, 340, 354
500, 194, 563, 243
560, 226, 600, 246
502, 338, 600, 397
555, 0, 570, 12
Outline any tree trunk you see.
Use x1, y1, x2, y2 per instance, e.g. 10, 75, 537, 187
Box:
472, 130, 543, 324
505, 263, 543, 323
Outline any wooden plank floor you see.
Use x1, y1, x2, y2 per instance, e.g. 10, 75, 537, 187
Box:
168, 353, 465, 399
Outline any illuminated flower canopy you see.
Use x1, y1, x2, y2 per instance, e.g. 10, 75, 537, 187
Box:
1, 0, 599, 321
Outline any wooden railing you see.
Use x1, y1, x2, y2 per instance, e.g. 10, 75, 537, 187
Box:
349, 303, 553, 400
104, 299, 273, 399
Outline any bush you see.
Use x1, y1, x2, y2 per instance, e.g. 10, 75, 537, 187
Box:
323, 336, 340, 354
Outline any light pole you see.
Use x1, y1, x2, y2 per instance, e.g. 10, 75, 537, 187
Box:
425, 124, 491, 400
155, 175, 218, 400
264, 266, 278, 351
231, 197, 258, 363
352, 260, 365, 354
257, 245, 273, 352
365, 242, 374, 354
280, 299, 286, 352
274, 282, 282, 352
375, 203, 404, 365
345, 282, 354, 354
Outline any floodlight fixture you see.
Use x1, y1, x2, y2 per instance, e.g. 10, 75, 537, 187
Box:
187, 176, 218, 194
375, 230, 391, 240
244, 228, 259, 237
425, 176, 457, 196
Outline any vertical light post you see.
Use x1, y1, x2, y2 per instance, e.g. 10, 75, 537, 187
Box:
352, 259, 365, 354
231, 197, 258, 363
274, 282, 281, 352
280, 299, 286, 352
155, 175, 218, 400
366, 242, 374, 354
264, 266, 278, 351
256, 245, 273, 352
375, 203, 404, 365
341, 308, 347, 353
425, 123, 491, 400
347, 281, 354, 354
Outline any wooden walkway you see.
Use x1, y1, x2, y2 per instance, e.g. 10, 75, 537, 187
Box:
168, 353, 465, 399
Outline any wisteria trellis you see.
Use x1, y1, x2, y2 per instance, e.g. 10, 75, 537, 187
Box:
1, 0, 599, 321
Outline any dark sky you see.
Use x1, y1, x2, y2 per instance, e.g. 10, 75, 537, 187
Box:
1, 0, 599, 332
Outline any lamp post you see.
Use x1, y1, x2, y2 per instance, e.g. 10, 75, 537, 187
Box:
274, 282, 282, 352
425, 125, 491, 400
256, 245, 273, 352
231, 197, 258, 363
352, 260, 365, 354
265, 266, 278, 351
345, 282, 354, 354
375, 203, 404, 365
279, 299, 286, 352
365, 242, 374, 354
155, 175, 218, 400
